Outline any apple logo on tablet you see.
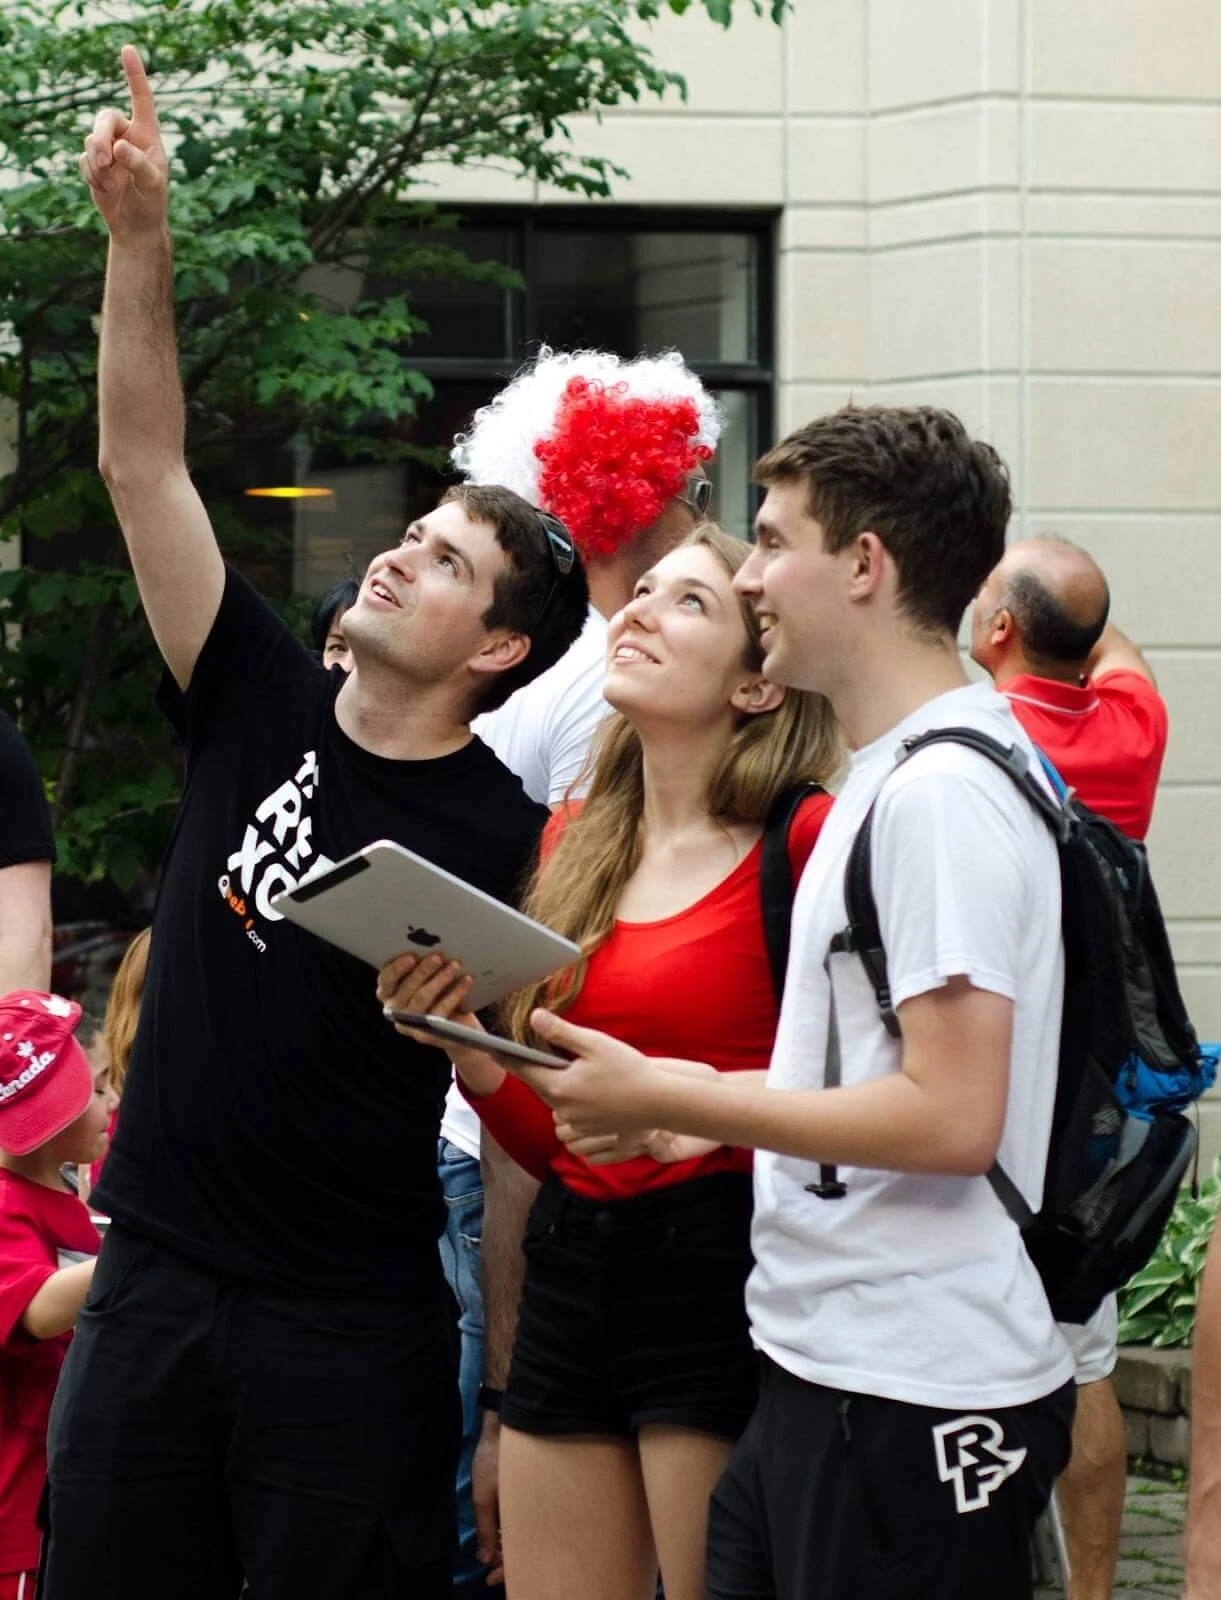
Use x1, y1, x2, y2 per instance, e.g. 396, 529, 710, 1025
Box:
406, 926, 442, 948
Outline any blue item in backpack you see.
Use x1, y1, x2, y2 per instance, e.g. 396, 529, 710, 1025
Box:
1033, 747, 1072, 802
1117, 1044, 1218, 1120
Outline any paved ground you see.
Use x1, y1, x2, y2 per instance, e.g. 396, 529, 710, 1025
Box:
1035, 1473, 1187, 1598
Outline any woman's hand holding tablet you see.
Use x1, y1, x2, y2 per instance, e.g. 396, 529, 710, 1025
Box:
383, 1011, 570, 1072
376, 949, 566, 1091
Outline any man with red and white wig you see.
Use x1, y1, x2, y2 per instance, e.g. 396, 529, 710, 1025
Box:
458, 347, 723, 807
439, 348, 721, 1593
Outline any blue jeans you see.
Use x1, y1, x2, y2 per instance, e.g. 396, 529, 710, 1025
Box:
438, 1140, 503, 1599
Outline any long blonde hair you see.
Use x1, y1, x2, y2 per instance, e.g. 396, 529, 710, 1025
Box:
503, 524, 840, 1039
103, 927, 150, 1097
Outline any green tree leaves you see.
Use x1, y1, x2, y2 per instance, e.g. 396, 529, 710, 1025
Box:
1118, 1158, 1221, 1348
0, 0, 777, 887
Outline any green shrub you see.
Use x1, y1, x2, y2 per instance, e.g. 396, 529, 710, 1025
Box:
1117, 1156, 1221, 1348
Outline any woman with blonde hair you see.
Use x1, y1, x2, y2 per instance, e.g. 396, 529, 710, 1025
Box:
86, 927, 150, 1196
380, 524, 840, 1600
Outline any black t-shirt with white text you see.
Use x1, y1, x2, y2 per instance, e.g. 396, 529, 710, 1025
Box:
93, 569, 548, 1297
0, 710, 55, 868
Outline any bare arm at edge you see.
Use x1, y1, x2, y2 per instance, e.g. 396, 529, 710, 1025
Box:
1186, 1237, 1221, 1599
480, 1129, 538, 1391
0, 861, 53, 993
20, 1258, 96, 1340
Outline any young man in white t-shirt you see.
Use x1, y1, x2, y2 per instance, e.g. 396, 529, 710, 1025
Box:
524, 405, 1076, 1600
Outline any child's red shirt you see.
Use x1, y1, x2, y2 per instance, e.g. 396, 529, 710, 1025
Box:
0, 1172, 99, 1575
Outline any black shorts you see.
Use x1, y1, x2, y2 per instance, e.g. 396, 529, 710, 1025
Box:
705, 1356, 1076, 1600
503, 1171, 758, 1440
41, 1225, 460, 1600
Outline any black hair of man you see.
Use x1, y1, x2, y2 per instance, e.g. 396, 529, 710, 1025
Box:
309, 577, 361, 655
441, 483, 590, 715
1004, 563, 1110, 669
74, 1008, 104, 1054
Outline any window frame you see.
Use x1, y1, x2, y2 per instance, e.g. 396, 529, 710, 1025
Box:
405, 206, 778, 464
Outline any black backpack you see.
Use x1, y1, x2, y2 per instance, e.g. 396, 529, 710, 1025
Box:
808, 727, 1206, 1325
760, 782, 825, 1003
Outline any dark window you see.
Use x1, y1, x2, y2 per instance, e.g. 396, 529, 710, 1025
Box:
367, 225, 521, 362
534, 230, 756, 364
215, 211, 776, 596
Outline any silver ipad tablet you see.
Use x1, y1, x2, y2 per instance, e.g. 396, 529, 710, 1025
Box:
270, 839, 579, 1013
384, 1010, 569, 1070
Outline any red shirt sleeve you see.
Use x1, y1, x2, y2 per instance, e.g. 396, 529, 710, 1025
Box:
1093, 672, 1169, 755
786, 790, 834, 880
0, 1204, 56, 1349
463, 803, 587, 1183
540, 800, 581, 864
1091, 671, 1169, 840
460, 1071, 559, 1183
466, 800, 585, 1182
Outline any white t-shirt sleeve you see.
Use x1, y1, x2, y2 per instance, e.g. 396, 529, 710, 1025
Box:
542, 658, 611, 804
871, 760, 1031, 1010
472, 609, 609, 807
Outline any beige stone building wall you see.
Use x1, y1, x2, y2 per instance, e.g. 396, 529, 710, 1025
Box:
433, 1, 1221, 1064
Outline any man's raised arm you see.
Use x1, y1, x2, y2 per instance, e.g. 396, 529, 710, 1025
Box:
1084, 623, 1158, 688
81, 45, 224, 691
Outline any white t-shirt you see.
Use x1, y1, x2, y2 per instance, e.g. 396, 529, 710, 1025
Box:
440, 1089, 485, 1162
747, 682, 1075, 1410
442, 607, 611, 1159
472, 606, 610, 806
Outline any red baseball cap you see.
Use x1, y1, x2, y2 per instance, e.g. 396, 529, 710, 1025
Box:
0, 991, 94, 1157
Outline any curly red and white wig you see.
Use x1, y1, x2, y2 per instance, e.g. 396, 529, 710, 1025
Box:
451, 348, 722, 559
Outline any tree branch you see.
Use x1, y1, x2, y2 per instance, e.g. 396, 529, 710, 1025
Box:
307, 55, 446, 257
0, 412, 96, 523
52, 601, 114, 828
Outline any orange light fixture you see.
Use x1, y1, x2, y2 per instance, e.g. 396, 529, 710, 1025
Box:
244, 486, 335, 500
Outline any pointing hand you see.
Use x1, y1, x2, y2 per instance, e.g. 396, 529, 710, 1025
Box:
79, 45, 170, 240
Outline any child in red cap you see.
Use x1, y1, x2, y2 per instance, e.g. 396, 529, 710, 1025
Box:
0, 991, 115, 1598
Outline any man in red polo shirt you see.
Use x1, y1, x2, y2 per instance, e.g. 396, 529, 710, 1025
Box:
972, 536, 1166, 838
971, 534, 1169, 1600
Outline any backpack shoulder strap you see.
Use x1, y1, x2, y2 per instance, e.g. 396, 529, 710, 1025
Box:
835, 800, 898, 1037
760, 782, 825, 1006
815, 726, 1068, 1214
1033, 746, 1071, 803
898, 726, 1070, 837
836, 726, 1066, 1031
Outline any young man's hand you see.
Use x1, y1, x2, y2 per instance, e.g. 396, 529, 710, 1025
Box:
80, 46, 169, 241
556, 1124, 723, 1166
518, 1009, 672, 1137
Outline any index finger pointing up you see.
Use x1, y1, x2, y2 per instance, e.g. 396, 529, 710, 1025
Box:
121, 44, 158, 125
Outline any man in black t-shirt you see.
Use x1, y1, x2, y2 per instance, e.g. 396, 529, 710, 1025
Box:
46, 51, 588, 1600
0, 711, 55, 996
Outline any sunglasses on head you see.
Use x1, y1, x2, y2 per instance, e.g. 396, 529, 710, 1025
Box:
676, 475, 714, 519
535, 509, 577, 621
537, 510, 576, 575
